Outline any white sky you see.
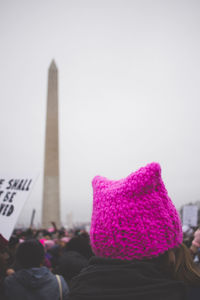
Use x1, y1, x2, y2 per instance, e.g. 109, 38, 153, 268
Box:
0, 0, 200, 227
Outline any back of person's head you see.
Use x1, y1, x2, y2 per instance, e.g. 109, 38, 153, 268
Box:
65, 236, 93, 259
90, 162, 182, 261
16, 239, 44, 268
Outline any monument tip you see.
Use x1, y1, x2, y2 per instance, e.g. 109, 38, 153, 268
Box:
49, 59, 57, 70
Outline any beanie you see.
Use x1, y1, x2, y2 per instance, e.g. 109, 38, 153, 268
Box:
90, 162, 182, 260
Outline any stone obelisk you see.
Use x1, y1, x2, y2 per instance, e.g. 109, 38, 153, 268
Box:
42, 60, 60, 228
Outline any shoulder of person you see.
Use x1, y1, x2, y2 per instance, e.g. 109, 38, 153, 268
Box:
55, 274, 69, 292
4, 272, 17, 286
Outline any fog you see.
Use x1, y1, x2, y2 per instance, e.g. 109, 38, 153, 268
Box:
0, 0, 200, 226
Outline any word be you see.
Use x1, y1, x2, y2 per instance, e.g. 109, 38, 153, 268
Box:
0, 192, 16, 217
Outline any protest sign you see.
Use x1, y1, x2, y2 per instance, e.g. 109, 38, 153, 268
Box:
0, 177, 37, 242
182, 204, 198, 227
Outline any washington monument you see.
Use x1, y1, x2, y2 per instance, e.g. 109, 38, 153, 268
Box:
42, 60, 60, 228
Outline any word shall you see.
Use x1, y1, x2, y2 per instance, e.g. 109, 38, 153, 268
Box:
6, 179, 32, 191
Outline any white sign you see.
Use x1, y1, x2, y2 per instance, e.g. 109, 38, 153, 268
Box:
182, 205, 198, 227
0, 177, 36, 241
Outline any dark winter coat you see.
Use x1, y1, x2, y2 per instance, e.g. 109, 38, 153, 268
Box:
56, 250, 88, 284
4, 266, 69, 300
187, 286, 200, 300
69, 256, 186, 300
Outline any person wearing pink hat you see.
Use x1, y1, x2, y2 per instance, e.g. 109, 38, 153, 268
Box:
69, 162, 200, 300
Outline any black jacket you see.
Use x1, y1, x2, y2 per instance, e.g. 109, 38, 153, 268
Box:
56, 250, 88, 283
69, 257, 186, 300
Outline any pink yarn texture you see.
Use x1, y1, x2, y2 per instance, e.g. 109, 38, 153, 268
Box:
90, 162, 182, 260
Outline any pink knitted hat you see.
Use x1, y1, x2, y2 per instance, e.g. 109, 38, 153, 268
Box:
90, 162, 182, 260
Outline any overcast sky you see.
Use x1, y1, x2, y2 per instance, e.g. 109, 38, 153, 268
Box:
0, 0, 200, 227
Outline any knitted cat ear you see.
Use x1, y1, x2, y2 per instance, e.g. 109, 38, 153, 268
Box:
125, 162, 162, 192
92, 163, 162, 196
92, 175, 109, 189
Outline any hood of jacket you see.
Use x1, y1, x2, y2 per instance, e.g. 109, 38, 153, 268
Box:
69, 257, 186, 300
13, 266, 53, 290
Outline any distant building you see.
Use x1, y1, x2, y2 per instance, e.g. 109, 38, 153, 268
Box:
180, 201, 200, 227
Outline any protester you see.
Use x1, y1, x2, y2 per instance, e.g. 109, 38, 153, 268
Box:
55, 236, 93, 285
0, 244, 9, 299
4, 239, 69, 300
189, 228, 200, 267
190, 228, 200, 255
69, 162, 200, 300
182, 225, 194, 248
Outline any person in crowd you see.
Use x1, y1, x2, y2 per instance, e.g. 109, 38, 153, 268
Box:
5, 236, 20, 275
55, 235, 93, 285
39, 239, 55, 269
0, 243, 10, 299
69, 162, 200, 300
7, 236, 19, 265
190, 228, 200, 255
189, 228, 200, 267
47, 239, 63, 272
4, 239, 69, 300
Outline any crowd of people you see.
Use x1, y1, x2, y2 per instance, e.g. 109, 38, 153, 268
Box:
1, 162, 200, 300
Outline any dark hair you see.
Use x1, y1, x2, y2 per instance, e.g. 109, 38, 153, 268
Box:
16, 239, 44, 268
65, 236, 93, 259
